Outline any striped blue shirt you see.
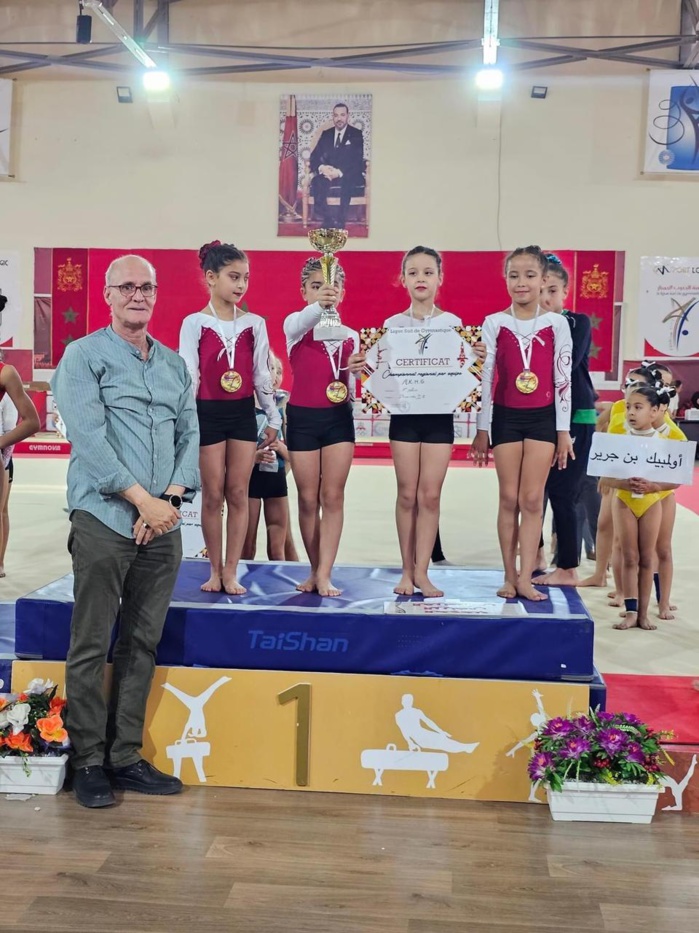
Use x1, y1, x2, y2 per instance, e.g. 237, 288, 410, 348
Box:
52, 326, 201, 539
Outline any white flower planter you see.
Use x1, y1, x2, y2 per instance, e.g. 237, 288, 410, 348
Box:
546, 781, 665, 824
0, 754, 69, 795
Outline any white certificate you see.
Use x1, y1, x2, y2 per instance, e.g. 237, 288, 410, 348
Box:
362, 326, 479, 415
587, 433, 696, 486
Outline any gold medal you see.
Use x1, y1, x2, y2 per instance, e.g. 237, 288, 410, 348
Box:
221, 370, 242, 393
515, 370, 538, 394
326, 380, 348, 403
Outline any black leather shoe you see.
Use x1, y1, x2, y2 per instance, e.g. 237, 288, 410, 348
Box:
110, 759, 183, 795
73, 765, 116, 809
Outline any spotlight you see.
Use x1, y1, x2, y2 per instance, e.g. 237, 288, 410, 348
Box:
116, 86, 133, 104
76, 13, 92, 44
142, 70, 171, 92
531, 85, 548, 99
475, 67, 504, 91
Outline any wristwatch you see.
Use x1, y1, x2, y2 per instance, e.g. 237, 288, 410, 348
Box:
160, 493, 183, 509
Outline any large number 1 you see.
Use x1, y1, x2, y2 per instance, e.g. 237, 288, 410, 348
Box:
277, 683, 312, 786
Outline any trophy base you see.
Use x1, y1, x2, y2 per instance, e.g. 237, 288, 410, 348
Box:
313, 323, 347, 341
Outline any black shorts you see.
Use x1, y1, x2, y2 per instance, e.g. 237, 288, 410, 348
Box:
5, 457, 12, 483
389, 413, 454, 445
248, 465, 288, 500
491, 403, 557, 448
286, 402, 355, 452
197, 397, 257, 446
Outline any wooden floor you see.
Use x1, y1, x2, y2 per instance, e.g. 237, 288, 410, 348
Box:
1, 786, 698, 932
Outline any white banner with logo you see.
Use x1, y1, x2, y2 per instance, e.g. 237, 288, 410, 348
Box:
639, 256, 699, 359
0, 79, 11, 177
644, 71, 699, 174
587, 433, 696, 486
180, 492, 207, 559
362, 326, 479, 415
0, 251, 21, 346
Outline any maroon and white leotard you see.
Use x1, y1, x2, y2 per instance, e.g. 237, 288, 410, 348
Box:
284, 302, 359, 408
476, 310, 572, 432
179, 311, 280, 429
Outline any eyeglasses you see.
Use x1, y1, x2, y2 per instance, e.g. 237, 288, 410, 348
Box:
107, 283, 158, 298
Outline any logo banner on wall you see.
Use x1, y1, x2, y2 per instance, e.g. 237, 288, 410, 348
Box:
644, 71, 699, 173
639, 256, 699, 359
51, 249, 89, 366
0, 79, 11, 177
0, 250, 21, 346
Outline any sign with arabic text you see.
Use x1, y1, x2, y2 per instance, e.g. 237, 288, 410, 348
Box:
587, 433, 695, 486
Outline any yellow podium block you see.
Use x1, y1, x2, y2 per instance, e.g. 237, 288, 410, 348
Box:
12, 661, 588, 802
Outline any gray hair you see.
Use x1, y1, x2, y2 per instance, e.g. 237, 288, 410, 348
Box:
105, 254, 157, 285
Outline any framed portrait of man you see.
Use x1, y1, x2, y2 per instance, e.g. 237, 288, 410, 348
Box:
278, 93, 372, 238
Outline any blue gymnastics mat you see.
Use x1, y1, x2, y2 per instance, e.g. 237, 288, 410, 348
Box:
14, 561, 595, 682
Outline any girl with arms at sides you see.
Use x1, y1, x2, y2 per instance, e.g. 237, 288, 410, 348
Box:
179, 242, 280, 595
284, 258, 358, 597
471, 245, 573, 601
0, 361, 41, 577
605, 380, 680, 631
242, 352, 294, 562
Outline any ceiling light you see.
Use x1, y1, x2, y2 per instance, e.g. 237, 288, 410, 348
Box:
531, 86, 548, 99
142, 70, 171, 92
476, 68, 504, 91
116, 85, 133, 103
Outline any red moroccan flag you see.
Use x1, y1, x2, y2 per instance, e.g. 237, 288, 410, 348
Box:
51, 248, 89, 366
278, 95, 298, 214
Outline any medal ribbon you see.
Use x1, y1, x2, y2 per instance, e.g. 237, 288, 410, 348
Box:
510, 305, 542, 374
326, 339, 344, 383
208, 301, 238, 370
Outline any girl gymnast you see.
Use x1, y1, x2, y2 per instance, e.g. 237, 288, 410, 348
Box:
179, 241, 280, 595
283, 258, 358, 597
471, 245, 573, 601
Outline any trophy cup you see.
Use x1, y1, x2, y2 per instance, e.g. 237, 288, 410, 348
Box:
308, 227, 348, 341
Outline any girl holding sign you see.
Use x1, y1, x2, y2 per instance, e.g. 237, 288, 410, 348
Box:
284, 258, 358, 597
604, 380, 682, 631
471, 246, 573, 601
179, 241, 280, 595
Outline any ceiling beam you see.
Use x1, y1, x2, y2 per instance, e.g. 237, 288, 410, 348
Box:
0, 44, 124, 76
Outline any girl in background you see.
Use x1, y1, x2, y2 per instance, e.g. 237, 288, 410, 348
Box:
284, 258, 358, 597
604, 381, 680, 631
243, 352, 294, 562
471, 245, 573, 601
179, 241, 280, 595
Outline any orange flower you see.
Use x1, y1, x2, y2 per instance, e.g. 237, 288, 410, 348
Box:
36, 714, 68, 744
17, 694, 28, 702
2, 732, 33, 753
0, 698, 7, 711
49, 696, 67, 714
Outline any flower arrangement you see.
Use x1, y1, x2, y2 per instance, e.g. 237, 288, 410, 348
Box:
527, 709, 671, 791
0, 678, 69, 774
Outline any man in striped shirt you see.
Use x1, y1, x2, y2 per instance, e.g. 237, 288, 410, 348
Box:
52, 254, 200, 808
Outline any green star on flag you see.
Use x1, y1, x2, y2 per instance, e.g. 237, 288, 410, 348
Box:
589, 314, 602, 330
589, 342, 601, 359
61, 335, 75, 346
63, 307, 78, 323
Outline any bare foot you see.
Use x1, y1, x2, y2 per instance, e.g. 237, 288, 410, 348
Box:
296, 575, 317, 593
608, 595, 624, 608
535, 548, 547, 573
638, 615, 658, 631
201, 572, 222, 593
536, 568, 580, 587
394, 572, 415, 596
222, 571, 246, 596
658, 606, 675, 621
613, 612, 638, 630
516, 581, 547, 602
414, 573, 444, 598
497, 580, 517, 599
607, 591, 617, 599
316, 578, 342, 597
578, 574, 609, 588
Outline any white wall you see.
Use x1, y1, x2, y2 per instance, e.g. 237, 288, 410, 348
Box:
2, 66, 699, 358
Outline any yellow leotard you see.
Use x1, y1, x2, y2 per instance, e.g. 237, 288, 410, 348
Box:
607, 420, 685, 518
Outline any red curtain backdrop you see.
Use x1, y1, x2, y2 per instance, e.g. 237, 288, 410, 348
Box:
83, 248, 620, 379
51, 248, 89, 366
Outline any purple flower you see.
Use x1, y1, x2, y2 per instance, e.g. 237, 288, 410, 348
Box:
598, 728, 628, 755
625, 742, 645, 764
561, 737, 592, 760
573, 715, 594, 734
596, 711, 616, 724
528, 752, 555, 781
620, 712, 642, 726
542, 717, 576, 740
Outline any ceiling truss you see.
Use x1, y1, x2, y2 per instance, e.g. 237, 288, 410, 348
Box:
0, 0, 697, 79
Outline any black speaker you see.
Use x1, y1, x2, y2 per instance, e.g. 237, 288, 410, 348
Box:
76, 14, 92, 44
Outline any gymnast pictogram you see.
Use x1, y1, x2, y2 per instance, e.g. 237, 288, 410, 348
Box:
164, 676, 232, 782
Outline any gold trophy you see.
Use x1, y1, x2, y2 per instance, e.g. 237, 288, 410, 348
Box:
308, 227, 348, 341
